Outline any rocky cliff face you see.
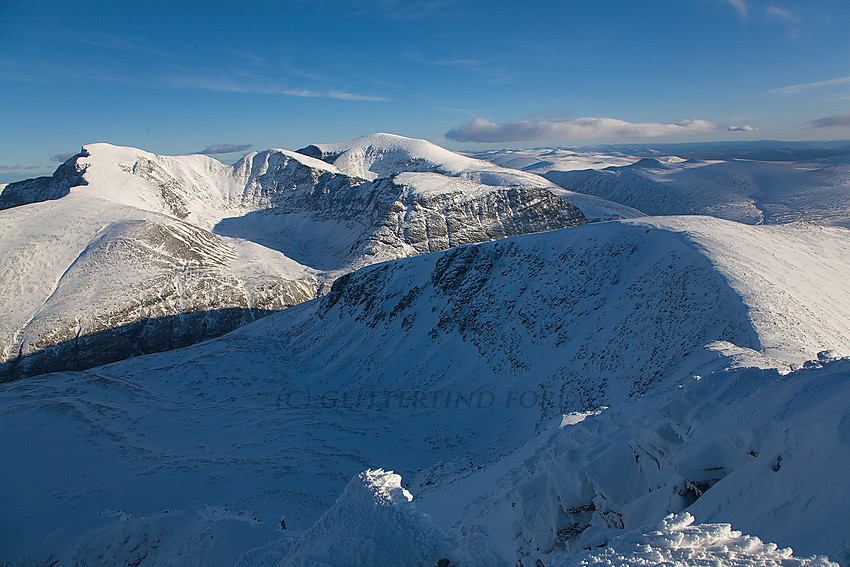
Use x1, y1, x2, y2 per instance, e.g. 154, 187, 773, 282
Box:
0, 148, 90, 210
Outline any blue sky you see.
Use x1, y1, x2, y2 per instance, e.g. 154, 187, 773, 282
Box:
1, 0, 849, 181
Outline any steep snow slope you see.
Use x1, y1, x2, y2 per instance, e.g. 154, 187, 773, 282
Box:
3, 216, 850, 563
542, 156, 850, 226
0, 192, 318, 379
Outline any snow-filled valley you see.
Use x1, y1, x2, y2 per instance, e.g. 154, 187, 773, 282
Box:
1, 136, 849, 566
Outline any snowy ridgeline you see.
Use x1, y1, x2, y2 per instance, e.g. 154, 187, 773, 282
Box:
18, 358, 849, 566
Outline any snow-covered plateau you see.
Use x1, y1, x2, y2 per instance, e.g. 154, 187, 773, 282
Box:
0, 137, 849, 566
472, 144, 850, 227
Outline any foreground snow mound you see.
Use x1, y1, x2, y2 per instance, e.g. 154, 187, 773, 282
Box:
281, 468, 445, 566
281, 469, 502, 567
555, 513, 837, 567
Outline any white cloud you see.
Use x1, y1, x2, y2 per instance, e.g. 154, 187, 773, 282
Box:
445, 117, 720, 143
198, 144, 253, 155
727, 124, 758, 131
277, 88, 388, 102
163, 73, 390, 102
769, 76, 850, 96
803, 112, 850, 129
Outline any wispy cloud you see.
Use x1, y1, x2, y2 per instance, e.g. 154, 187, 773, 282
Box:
50, 152, 75, 162
445, 117, 720, 143
722, 0, 749, 19
727, 124, 759, 131
1, 48, 387, 102
34, 31, 188, 61
164, 71, 390, 101
766, 5, 797, 22
276, 88, 388, 101
767, 5, 801, 39
769, 75, 850, 96
0, 164, 44, 172
401, 53, 512, 84
803, 112, 850, 129
198, 144, 253, 155
352, 0, 457, 21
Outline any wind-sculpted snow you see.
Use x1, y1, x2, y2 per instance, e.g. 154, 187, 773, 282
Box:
550, 513, 837, 567
3, 216, 850, 564
425, 358, 850, 566
277, 469, 505, 567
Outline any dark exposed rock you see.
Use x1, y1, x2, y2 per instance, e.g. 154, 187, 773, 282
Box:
0, 149, 89, 210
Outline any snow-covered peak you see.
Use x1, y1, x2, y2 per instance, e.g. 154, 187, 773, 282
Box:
298, 132, 483, 181
298, 132, 544, 185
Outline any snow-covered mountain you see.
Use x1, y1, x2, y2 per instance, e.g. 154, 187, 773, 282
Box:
509, 152, 850, 227
1, 138, 594, 272
298, 133, 642, 223
0, 135, 599, 378
0, 192, 319, 380
3, 215, 849, 565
